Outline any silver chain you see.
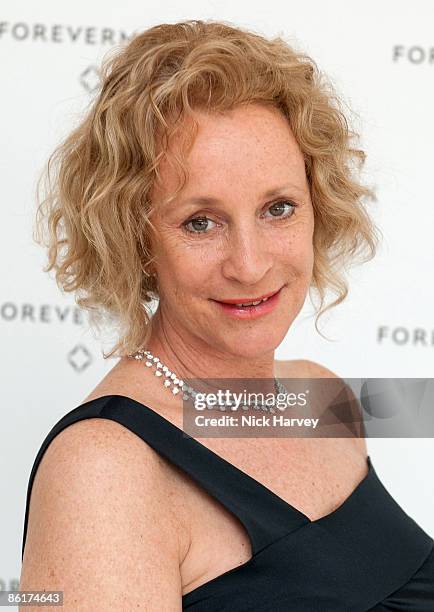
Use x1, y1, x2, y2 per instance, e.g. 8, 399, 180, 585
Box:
127, 348, 289, 413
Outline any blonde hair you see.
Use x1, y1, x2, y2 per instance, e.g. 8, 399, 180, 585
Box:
34, 19, 380, 359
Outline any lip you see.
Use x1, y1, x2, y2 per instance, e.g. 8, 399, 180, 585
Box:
211, 285, 284, 320
214, 287, 281, 304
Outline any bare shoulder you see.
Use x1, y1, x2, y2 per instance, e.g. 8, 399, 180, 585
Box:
33, 416, 173, 483
20, 417, 187, 610
276, 359, 368, 457
275, 358, 340, 378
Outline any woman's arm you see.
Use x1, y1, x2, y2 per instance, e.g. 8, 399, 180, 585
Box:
20, 417, 186, 611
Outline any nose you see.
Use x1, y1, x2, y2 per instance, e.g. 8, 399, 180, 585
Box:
221, 221, 274, 286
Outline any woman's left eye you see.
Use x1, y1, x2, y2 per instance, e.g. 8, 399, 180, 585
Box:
264, 200, 297, 219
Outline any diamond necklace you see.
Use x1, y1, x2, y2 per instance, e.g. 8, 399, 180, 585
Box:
127, 348, 288, 413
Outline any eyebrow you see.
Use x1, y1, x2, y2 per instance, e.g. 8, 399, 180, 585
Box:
179, 184, 307, 208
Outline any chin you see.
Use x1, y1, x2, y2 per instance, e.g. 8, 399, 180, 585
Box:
223, 330, 286, 358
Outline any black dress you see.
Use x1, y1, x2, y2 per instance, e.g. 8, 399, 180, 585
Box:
21, 394, 434, 611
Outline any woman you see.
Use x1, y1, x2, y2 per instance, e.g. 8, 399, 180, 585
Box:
20, 19, 434, 611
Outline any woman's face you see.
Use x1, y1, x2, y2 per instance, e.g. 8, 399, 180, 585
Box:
149, 103, 314, 358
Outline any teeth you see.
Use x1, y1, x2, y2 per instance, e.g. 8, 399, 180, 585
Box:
236, 296, 269, 307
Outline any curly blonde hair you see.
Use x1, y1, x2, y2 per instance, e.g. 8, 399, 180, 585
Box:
34, 19, 380, 359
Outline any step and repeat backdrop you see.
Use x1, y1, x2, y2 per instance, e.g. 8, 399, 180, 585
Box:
1, 0, 433, 595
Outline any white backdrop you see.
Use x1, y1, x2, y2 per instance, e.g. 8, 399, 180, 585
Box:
1, 0, 433, 595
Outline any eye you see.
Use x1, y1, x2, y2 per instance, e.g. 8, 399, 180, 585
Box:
182, 216, 217, 235
264, 200, 297, 220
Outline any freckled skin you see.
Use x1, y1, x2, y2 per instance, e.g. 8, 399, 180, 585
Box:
143, 103, 315, 382
20, 107, 370, 612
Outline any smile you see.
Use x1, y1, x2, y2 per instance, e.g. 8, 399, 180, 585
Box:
211, 286, 284, 320
235, 295, 272, 307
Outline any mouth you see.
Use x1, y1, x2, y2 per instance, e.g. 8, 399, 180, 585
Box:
213, 287, 282, 306
210, 285, 285, 319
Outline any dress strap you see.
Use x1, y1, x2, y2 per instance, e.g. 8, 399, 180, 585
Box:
22, 394, 308, 561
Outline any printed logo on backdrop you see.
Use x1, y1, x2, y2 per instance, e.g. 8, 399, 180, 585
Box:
377, 326, 434, 347
393, 45, 434, 64
80, 66, 100, 93
0, 22, 136, 92
1, 301, 93, 372
68, 344, 92, 373
0, 21, 133, 45
1, 301, 85, 324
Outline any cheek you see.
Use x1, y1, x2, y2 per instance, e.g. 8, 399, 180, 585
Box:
154, 231, 192, 275
280, 233, 314, 272
158, 242, 211, 298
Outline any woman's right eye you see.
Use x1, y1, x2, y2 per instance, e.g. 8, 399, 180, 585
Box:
182, 216, 216, 235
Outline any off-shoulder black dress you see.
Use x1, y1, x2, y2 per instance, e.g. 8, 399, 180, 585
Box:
21, 395, 434, 611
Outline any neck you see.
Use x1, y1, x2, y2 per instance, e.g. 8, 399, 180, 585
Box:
144, 308, 277, 386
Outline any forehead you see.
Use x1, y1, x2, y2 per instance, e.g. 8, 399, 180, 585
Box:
152, 104, 308, 201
